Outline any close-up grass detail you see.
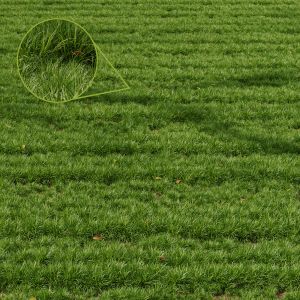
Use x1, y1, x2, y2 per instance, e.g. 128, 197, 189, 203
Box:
17, 19, 97, 102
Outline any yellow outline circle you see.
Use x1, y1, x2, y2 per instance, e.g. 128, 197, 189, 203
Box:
16, 18, 99, 104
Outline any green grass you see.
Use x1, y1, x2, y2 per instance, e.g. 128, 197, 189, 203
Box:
0, 0, 300, 299
17, 19, 97, 102
20, 57, 96, 102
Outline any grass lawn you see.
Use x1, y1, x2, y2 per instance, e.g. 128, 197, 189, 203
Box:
0, 0, 299, 299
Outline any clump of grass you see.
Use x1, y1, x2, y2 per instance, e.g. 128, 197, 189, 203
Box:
18, 19, 97, 102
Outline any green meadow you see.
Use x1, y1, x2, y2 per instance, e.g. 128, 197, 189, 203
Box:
0, 0, 299, 299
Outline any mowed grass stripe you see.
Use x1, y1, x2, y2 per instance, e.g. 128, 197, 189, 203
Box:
0, 3, 299, 14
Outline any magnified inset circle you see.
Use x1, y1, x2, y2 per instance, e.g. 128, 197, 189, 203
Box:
17, 19, 97, 103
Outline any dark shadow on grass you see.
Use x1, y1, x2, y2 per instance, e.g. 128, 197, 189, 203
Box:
232, 71, 298, 87
0, 47, 9, 54
42, 0, 61, 4
231, 129, 299, 155
171, 105, 299, 156
201, 123, 299, 156
197, 70, 299, 88
221, 71, 299, 87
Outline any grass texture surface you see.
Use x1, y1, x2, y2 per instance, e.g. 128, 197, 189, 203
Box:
0, 0, 300, 299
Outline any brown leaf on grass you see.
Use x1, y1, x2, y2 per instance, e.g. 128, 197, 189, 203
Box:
72, 50, 83, 56
276, 291, 286, 299
92, 234, 103, 241
175, 179, 182, 184
159, 255, 166, 262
